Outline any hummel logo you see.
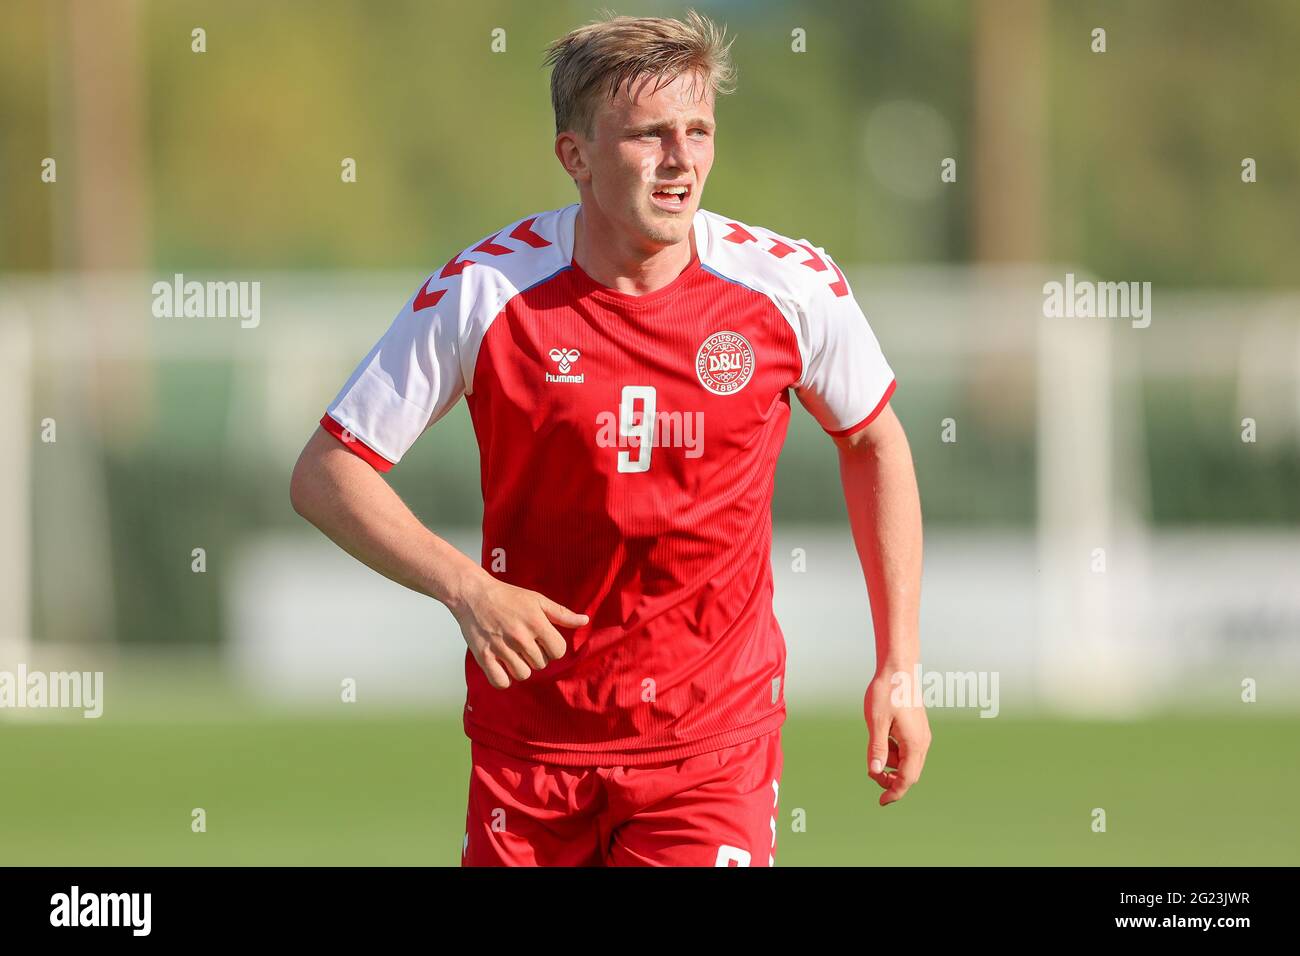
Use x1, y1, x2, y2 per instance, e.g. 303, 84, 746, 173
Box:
546, 347, 584, 384
549, 348, 580, 373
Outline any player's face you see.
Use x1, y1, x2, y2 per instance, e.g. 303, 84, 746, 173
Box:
579, 70, 715, 248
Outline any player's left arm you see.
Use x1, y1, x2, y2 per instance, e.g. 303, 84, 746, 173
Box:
786, 238, 929, 807
834, 405, 929, 807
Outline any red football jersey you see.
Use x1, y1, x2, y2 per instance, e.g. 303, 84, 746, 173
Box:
322, 203, 895, 766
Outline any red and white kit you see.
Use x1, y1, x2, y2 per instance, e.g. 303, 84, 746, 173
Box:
322, 203, 895, 865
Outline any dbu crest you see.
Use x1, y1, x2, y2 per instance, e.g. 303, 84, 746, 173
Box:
695, 331, 755, 395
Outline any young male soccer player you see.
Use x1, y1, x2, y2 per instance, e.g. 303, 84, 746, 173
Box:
289, 11, 929, 866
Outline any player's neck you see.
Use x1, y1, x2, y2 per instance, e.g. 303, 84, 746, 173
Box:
572, 204, 695, 296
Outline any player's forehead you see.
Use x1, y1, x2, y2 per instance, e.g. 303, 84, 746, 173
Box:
597, 70, 715, 130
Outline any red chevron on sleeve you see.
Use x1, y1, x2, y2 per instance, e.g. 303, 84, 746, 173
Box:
413, 275, 447, 312
509, 217, 551, 248
472, 232, 514, 257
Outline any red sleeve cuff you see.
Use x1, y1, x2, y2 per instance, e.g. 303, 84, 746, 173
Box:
825, 379, 897, 438
320, 413, 395, 472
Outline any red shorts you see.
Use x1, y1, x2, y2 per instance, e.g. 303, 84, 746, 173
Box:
462, 729, 783, 867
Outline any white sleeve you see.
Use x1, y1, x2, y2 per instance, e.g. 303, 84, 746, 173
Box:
791, 247, 896, 437
324, 275, 466, 467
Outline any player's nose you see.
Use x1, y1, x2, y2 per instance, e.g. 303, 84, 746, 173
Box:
659, 128, 693, 173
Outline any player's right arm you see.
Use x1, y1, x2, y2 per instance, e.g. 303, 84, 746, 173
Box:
289, 270, 587, 688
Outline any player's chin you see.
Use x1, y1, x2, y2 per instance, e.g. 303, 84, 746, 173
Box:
639, 204, 694, 240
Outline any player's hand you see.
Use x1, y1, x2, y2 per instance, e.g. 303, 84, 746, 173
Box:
864, 669, 932, 807
450, 571, 589, 689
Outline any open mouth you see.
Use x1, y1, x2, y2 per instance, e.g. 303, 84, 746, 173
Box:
650, 183, 691, 211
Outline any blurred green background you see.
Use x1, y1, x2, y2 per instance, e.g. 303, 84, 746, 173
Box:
6, 712, 1298, 865
1, 0, 1297, 866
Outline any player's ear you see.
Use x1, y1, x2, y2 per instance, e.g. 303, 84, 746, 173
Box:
554, 132, 588, 184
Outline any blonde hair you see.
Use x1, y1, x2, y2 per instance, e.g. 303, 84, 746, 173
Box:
544, 9, 736, 138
